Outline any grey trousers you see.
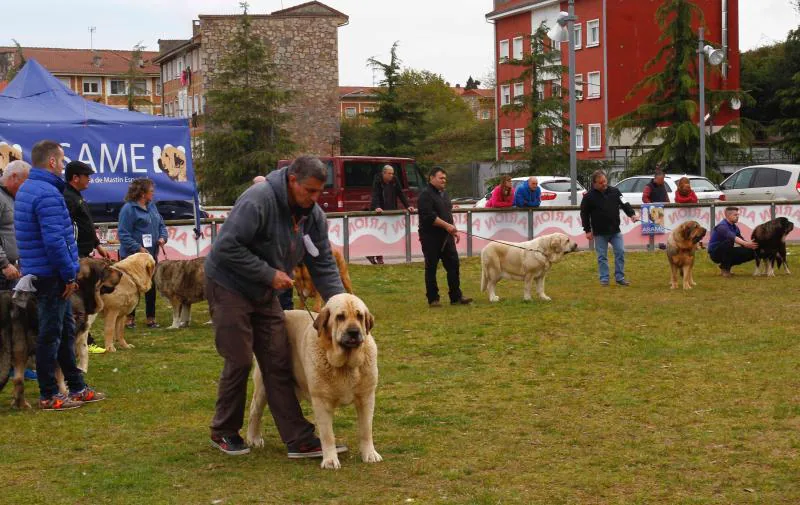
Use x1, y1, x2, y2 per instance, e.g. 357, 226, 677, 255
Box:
206, 277, 315, 446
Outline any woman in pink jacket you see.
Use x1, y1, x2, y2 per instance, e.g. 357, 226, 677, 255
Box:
486, 175, 515, 208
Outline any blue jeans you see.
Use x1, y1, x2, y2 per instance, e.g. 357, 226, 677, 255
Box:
593, 233, 626, 283
35, 277, 85, 399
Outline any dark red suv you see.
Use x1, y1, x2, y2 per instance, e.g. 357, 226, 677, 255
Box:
277, 156, 425, 212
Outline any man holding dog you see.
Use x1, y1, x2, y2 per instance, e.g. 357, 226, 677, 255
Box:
205, 155, 345, 458
15, 140, 105, 410
417, 166, 472, 307
580, 170, 639, 286
707, 206, 758, 277
0, 160, 31, 290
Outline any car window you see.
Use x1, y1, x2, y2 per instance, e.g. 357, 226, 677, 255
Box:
633, 179, 650, 193
687, 178, 718, 192
731, 168, 755, 189
406, 163, 423, 189
542, 180, 584, 192
775, 168, 792, 186
751, 168, 779, 188
343, 161, 393, 187
615, 179, 636, 193
324, 160, 334, 188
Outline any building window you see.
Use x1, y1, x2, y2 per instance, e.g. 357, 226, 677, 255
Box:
201, 95, 206, 114
587, 71, 600, 98
514, 82, 524, 104
194, 95, 200, 115
481, 110, 490, 120
156, 80, 162, 96
499, 39, 509, 62
575, 74, 584, 100
345, 107, 357, 118
587, 19, 600, 47
132, 79, 148, 96
536, 83, 544, 101
109, 79, 127, 96
57, 77, 71, 90
589, 124, 602, 151
514, 128, 525, 149
500, 85, 511, 106
551, 82, 561, 98
575, 125, 584, 150
552, 128, 562, 145
501, 129, 511, 152
363, 107, 375, 113
82, 78, 101, 95
512, 37, 523, 60
574, 23, 582, 49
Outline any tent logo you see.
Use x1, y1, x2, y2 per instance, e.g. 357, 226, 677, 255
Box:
0, 141, 23, 175
153, 144, 187, 182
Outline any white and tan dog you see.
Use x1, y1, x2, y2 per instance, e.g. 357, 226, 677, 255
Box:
480, 232, 578, 302
246, 293, 381, 469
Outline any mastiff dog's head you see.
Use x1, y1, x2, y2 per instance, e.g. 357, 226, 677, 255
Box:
313, 293, 375, 368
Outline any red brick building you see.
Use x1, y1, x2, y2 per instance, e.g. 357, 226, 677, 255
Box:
338, 86, 495, 122
0, 47, 162, 114
485, 0, 740, 161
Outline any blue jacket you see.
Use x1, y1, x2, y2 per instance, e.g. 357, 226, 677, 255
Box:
513, 183, 542, 208
118, 201, 168, 258
14, 168, 79, 282
707, 220, 742, 255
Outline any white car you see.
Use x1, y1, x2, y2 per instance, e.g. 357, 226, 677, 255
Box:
719, 164, 800, 202
614, 174, 725, 205
475, 176, 587, 208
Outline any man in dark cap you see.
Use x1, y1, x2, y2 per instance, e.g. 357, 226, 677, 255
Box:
64, 160, 109, 355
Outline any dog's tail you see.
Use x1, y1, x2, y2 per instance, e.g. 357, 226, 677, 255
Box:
480, 249, 488, 293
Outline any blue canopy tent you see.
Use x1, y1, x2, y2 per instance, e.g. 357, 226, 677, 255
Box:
0, 59, 202, 237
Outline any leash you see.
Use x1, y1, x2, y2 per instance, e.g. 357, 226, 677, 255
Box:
294, 284, 316, 322
451, 229, 549, 258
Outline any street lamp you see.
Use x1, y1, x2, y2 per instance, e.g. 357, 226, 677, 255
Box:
547, 1, 578, 205
697, 26, 724, 178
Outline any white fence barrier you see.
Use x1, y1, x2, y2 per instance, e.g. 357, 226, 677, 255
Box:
101, 203, 800, 262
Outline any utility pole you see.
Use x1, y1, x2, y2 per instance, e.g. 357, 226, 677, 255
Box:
89, 27, 96, 50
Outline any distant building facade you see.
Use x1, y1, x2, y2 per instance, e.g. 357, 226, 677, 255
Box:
0, 47, 162, 114
154, 1, 349, 156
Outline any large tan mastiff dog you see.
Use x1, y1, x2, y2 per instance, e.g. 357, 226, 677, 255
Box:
246, 293, 382, 469
480, 232, 578, 302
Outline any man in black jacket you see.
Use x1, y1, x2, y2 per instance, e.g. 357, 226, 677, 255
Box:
64, 160, 110, 354
64, 161, 109, 260
580, 170, 639, 286
368, 164, 415, 264
417, 167, 471, 307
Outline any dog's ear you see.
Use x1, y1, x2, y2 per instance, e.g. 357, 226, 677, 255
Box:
313, 308, 333, 349
365, 310, 374, 334
146, 257, 156, 278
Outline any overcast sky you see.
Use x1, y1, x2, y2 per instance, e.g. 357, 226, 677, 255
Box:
7, 0, 800, 87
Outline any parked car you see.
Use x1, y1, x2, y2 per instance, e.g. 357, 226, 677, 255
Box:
475, 176, 587, 208
277, 156, 425, 212
614, 174, 724, 205
89, 200, 208, 223
719, 164, 800, 202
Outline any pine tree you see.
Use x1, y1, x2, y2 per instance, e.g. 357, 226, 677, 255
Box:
608, 0, 750, 177
773, 71, 800, 161
5, 40, 25, 81
365, 42, 424, 156
502, 22, 568, 175
465, 76, 481, 90
196, 1, 295, 204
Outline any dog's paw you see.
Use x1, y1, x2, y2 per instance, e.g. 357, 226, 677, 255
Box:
489, 295, 500, 303
107, 345, 117, 353
670, 284, 677, 289
539, 295, 552, 301
246, 434, 264, 448
320, 456, 341, 470
361, 449, 383, 463
120, 343, 135, 349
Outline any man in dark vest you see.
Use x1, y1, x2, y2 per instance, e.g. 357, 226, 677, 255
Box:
417, 166, 471, 307
642, 169, 670, 203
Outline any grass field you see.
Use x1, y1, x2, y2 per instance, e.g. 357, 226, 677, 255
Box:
2, 247, 799, 505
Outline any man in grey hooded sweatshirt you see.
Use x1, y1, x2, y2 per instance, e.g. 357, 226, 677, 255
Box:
205, 155, 345, 458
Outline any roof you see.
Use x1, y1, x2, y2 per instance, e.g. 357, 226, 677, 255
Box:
453, 87, 495, 98
0, 46, 160, 76
485, 0, 548, 21
198, 1, 348, 25
339, 86, 379, 98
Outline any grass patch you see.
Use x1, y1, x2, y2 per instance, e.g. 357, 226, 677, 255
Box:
2, 248, 799, 504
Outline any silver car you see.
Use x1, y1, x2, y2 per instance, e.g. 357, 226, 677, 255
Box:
719, 164, 800, 202
475, 176, 587, 208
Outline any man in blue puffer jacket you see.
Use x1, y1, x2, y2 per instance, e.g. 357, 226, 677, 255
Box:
15, 140, 105, 410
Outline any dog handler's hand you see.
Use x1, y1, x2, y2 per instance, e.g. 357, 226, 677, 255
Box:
585, 231, 593, 241
2, 264, 20, 280
271, 270, 294, 290
62, 281, 79, 299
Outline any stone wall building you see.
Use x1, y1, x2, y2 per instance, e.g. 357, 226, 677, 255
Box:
155, 1, 348, 156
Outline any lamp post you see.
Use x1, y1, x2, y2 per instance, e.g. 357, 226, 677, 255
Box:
548, 1, 578, 205
697, 27, 724, 178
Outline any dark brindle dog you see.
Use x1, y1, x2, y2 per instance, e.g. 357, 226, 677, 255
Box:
752, 217, 794, 277
0, 258, 121, 408
154, 257, 206, 329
